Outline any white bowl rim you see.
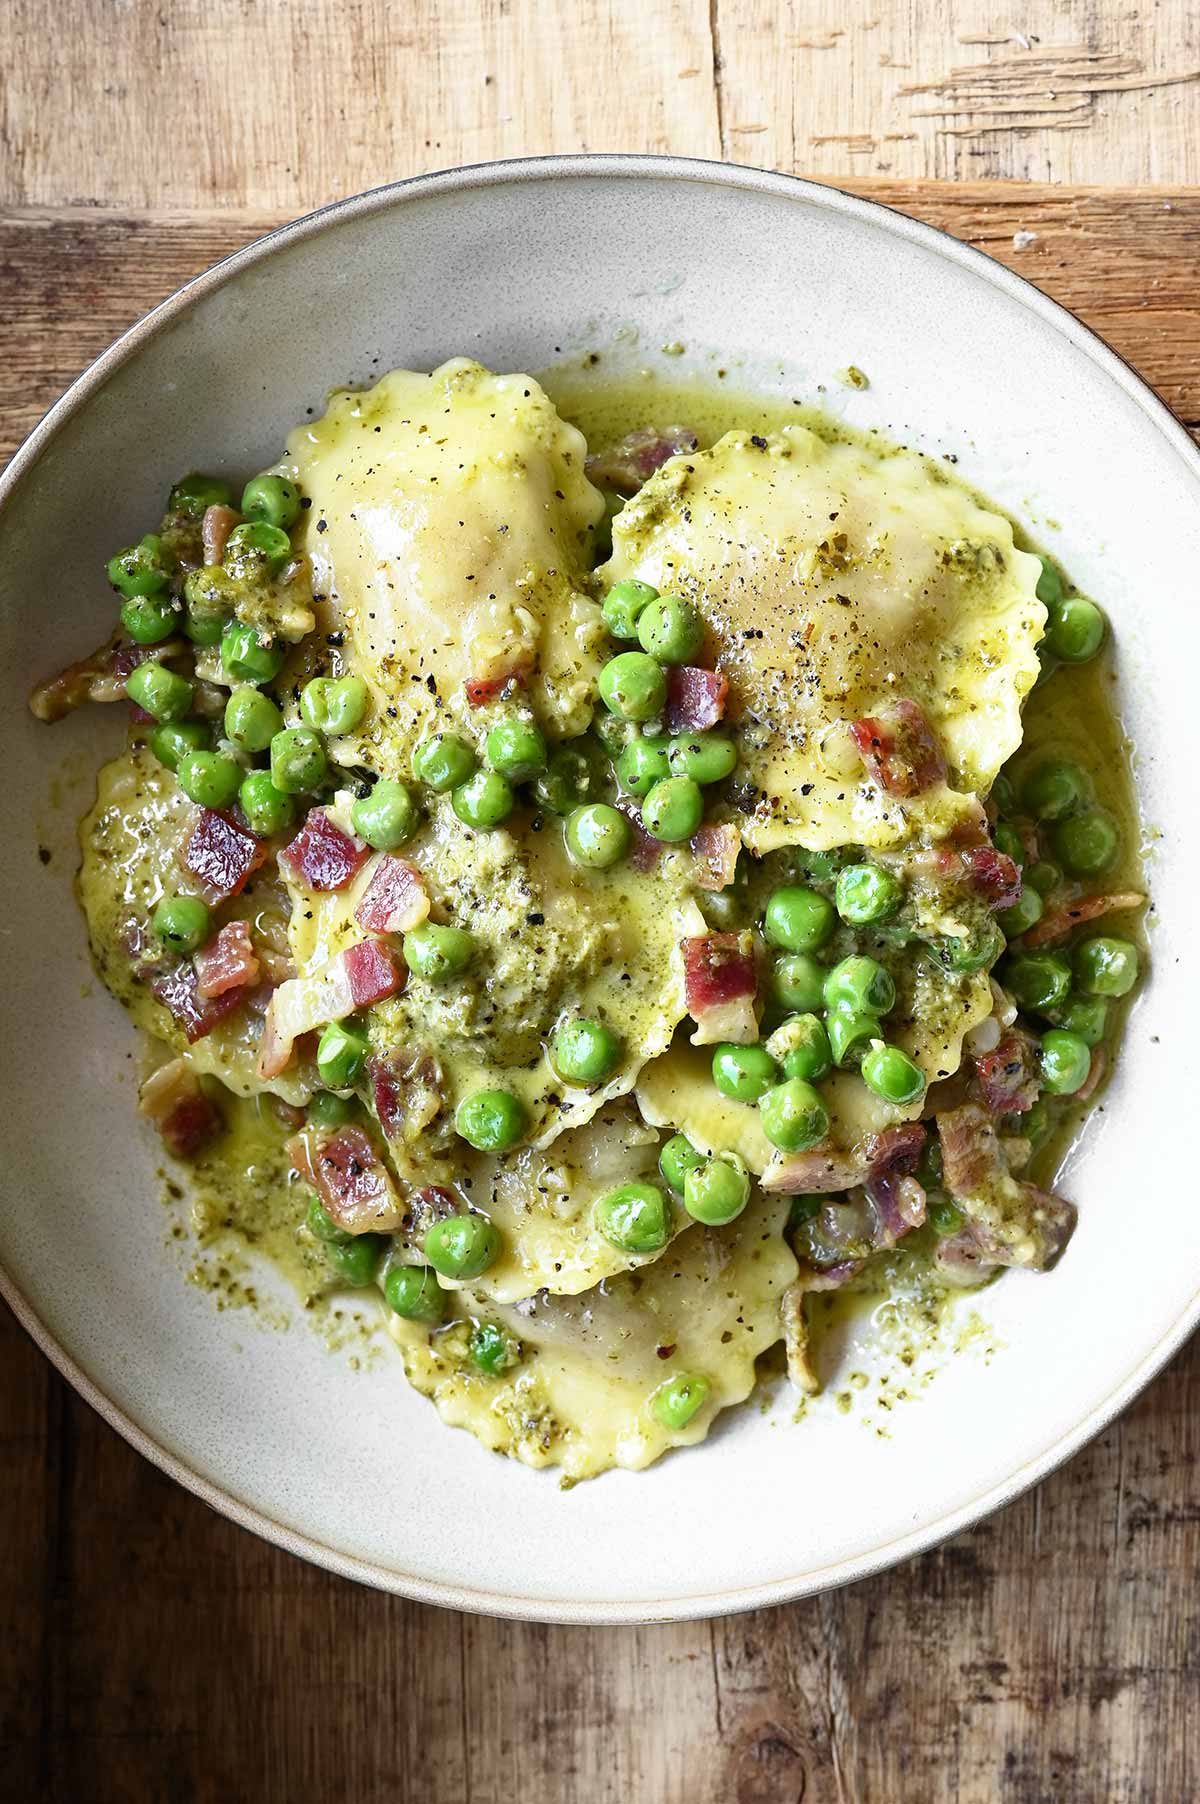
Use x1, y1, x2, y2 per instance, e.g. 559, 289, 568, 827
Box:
2, 152, 1197, 1625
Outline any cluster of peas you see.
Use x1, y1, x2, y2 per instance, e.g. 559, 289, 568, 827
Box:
989, 748, 1138, 1101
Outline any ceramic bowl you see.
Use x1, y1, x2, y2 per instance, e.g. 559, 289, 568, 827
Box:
1, 157, 1196, 1623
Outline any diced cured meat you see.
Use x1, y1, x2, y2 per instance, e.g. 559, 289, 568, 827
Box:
863, 1123, 929, 1241
937, 1101, 1076, 1270
342, 939, 402, 1007
683, 932, 758, 1045
354, 856, 430, 934
616, 801, 663, 873
585, 425, 699, 496
184, 809, 266, 904
202, 503, 239, 565
288, 1125, 405, 1233
194, 921, 261, 999
255, 956, 356, 1079
1022, 889, 1144, 948
974, 1027, 1040, 1116
370, 1050, 445, 1143
280, 809, 370, 892
28, 633, 185, 723
850, 698, 946, 798
763, 1122, 926, 1200
664, 665, 728, 733
959, 844, 1023, 911
149, 959, 245, 1043
464, 664, 528, 708
138, 1058, 222, 1159
691, 822, 741, 892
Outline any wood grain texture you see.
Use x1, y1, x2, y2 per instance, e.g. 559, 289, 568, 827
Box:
3, 188, 1200, 1802
2, 1, 1199, 208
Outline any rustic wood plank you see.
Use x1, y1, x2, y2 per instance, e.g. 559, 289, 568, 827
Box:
2, 185, 1199, 1803
2, 2, 1198, 205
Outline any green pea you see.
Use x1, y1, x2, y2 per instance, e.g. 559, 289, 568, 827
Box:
990, 772, 1017, 814
221, 620, 286, 685
712, 1042, 780, 1103
1036, 557, 1063, 604
1026, 860, 1062, 898
327, 1233, 386, 1287
413, 732, 476, 793
826, 1009, 880, 1068
270, 727, 328, 795
767, 1013, 832, 1083
1039, 1028, 1092, 1096
384, 1264, 445, 1324
1045, 596, 1105, 664
240, 473, 302, 530
182, 603, 225, 647
928, 1198, 964, 1237
455, 1090, 527, 1152
1002, 951, 1073, 1015
169, 472, 234, 518
452, 769, 515, 832
998, 885, 1044, 940
1021, 758, 1092, 822
1052, 992, 1109, 1046
120, 592, 177, 645
993, 820, 1026, 868
595, 1180, 672, 1254
553, 1018, 622, 1085
306, 1195, 351, 1246
486, 716, 547, 781
934, 922, 1006, 974
107, 534, 170, 599
651, 1372, 710, 1431
616, 734, 671, 798
916, 1137, 943, 1189
469, 1321, 521, 1375
300, 675, 368, 737
176, 749, 242, 810
665, 733, 737, 787
758, 1078, 830, 1153
770, 953, 826, 1014
1022, 1099, 1052, 1147
352, 779, 421, 849
425, 1214, 502, 1279
641, 775, 703, 843
823, 955, 895, 1016
565, 802, 630, 868
150, 720, 209, 772
598, 651, 667, 722
125, 662, 194, 722
224, 685, 283, 752
315, 1021, 368, 1089
1074, 936, 1139, 998
764, 885, 836, 953
658, 1134, 704, 1197
683, 1154, 750, 1225
403, 922, 476, 983
787, 1195, 823, 1230
239, 771, 295, 837
637, 593, 703, 664
533, 744, 599, 815
307, 1090, 356, 1129
1053, 808, 1119, 877
151, 894, 210, 953
861, 1041, 926, 1106
223, 519, 292, 576
603, 578, 658, 640
835, 863, 903, 926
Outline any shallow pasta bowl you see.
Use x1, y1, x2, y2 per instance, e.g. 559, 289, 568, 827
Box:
1, 156, 1197, 1624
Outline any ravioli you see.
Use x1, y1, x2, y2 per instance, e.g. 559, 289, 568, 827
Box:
387, 1193, 797, 1479
283, 794, 706, 1155
283, 359, 607, 775
603, 426, 1045, 853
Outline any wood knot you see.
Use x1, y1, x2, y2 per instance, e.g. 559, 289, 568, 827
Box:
729, 1718, 809, 1804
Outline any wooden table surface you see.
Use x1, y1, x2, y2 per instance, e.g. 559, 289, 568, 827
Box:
3, 6, 1199, 1800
